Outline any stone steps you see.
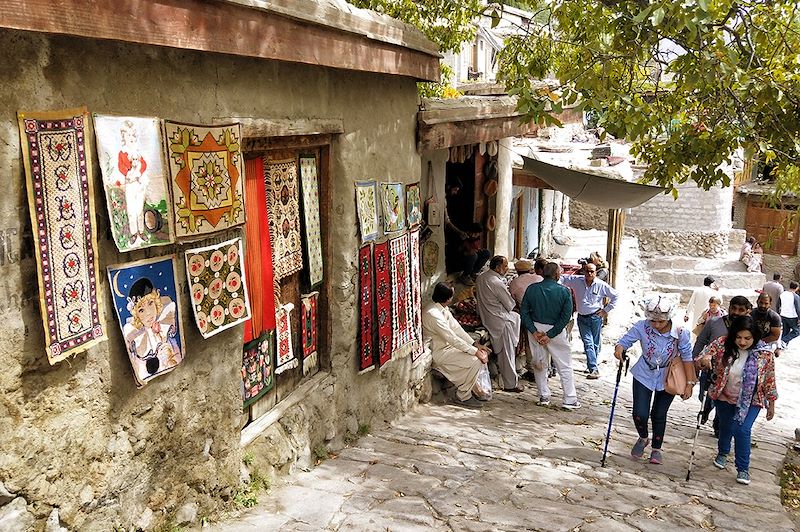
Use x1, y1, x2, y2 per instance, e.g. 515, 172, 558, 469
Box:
652, 284, 759, 306
643, 255, 748, 272
649, 269, 765, 290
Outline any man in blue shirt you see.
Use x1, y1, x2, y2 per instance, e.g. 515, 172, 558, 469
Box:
561, 263, 618, 379
520, 262, 580, 409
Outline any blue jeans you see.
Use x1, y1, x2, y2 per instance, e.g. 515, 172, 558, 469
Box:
715, 400, 761, 472
632, 378, 675, 449
781, 316, 800, 345
577, 313, 603, 371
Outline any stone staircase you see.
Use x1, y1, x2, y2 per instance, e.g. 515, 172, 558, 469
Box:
645, 254, 765, 306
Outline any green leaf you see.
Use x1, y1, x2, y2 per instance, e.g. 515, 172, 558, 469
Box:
698, 0, 709, 11
491, 9, 500, 28
650, 7, 666, 27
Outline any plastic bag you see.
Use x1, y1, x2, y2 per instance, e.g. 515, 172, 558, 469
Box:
531, 340, 549, 371
475, 363, 493, 401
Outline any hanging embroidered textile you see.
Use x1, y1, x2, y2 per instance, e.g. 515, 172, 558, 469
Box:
264, 157, 303, 280
355, 181, 379, 242
374, 240, 392, 366
300, 157, 323, 288
358, 243, 375, 371
18, 107, 106, 364
164, 121, 245, 239
185, 237, 251, 338
275, 303, 298, 374
406, 182, 422, 229
93, 115, 174, 251
390, 233, 412, 352
242, 157, 276, 343
300, 292, 319, 375
380, 182, 406, 234
408, 229, 424, 361
242, 330, 274, 409
108, 256, 184, 387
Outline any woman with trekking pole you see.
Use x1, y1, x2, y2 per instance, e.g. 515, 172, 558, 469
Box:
696, 315, 778, 485
614, 295, 695, 465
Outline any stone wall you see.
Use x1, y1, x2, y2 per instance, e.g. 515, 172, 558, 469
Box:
0, 30, 425, 530
628, 229, 730, 258
569, 201, 606, 231
627, 182, 733, 231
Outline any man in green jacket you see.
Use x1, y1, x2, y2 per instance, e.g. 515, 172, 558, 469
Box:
520, 262, 580, 409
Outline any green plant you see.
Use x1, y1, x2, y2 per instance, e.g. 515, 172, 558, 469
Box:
357, 423, 371, 436
242, 451, 254, 466
313, 445, 330, 462
232, 468, 272, 509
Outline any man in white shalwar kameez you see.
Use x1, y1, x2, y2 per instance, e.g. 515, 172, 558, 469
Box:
476, 256, 522, 391
423, 282, 490, 409
684, 276, 717, 331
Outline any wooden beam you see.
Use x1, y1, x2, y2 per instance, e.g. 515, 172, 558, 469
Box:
512, 170, 553, 190
215, 118, 344, 139
0, 0, 440, 81
418, 116, 537, 151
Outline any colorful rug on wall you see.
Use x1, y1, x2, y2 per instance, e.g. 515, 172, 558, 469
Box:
242, 156, 276, 344
275, 302, 298, 374
164, 121, 245, 239
107, 255, 184, 387
374, 240, 392, 366
406, 182, 422, 229
18, 107, 107, 364
390, 233, 411, 353
358, 243, 375, 371
381, 182, 406, 234
408, 229, 423, 361
185, 237, 251, 338
264, 157, 303, 280
300, 291, 319, 375
355, 181, 379, 242
242, 330, 274, 409
300, 156, 323, 288
93, 115, 174, 251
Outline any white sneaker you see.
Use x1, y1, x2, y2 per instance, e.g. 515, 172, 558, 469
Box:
562, 401, 582, 410
538, 396, 551, 406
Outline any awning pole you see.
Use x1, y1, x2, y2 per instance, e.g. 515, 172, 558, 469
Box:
606, 209, 625, 289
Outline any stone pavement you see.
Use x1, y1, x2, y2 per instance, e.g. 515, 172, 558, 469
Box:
206, 342, 798, 531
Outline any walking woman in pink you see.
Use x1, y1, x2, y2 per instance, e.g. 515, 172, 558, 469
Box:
697, 315, 778, 485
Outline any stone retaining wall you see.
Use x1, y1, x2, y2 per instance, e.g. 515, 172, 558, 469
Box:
628, 228, 730, 258
569, 201, 606, 230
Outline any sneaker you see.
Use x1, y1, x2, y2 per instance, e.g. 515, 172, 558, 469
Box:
562, 401, 582, 410
452, 396, 483, 409
736, 470, 751, 485
793, 443, 800, 452
630, 437, 650, 459
538, 396, 551, 406
586, 369, 600, 380
649, 449, 663, 465
548, 367, 557, 378
713, 454, 727, 469
521, 371, 537, 383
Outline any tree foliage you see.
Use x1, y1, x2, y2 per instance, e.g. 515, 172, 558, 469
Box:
495, 1, 800, 192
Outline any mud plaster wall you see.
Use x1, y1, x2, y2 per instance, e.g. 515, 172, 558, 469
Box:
0, 30, 424, 530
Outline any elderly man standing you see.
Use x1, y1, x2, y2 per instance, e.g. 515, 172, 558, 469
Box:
509, 258, 545, 381
561, 263, 618, 379
762, 273, 784, 313
476, 255, 522, 392
520, 262, 580, 409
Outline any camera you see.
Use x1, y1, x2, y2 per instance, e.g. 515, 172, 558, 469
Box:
578, 258, 589, 266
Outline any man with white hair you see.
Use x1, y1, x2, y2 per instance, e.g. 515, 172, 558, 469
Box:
520, 262, 580, 409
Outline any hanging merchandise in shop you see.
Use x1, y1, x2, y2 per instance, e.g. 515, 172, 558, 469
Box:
164, 121, 246, 239
358, 243, 376, 371
94, 114, 175, 251
299, 156, 323, 288
18, 107, 107, 364
107, 255, 185, 387
374, 240, 393, 366
355, 180, 379, 242
265, 157, 304, 279
381, 182, 407, 234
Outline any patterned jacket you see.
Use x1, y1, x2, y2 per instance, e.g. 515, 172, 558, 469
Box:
698, 337, 778, 407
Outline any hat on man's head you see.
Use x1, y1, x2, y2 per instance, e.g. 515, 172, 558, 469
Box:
640, 294, 677, 321
514, 259, 533, 273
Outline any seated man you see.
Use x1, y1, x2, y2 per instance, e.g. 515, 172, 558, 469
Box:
422, 282, 491, 409
444, 178, 490, 285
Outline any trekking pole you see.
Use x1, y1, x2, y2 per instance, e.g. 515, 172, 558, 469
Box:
601, 351, 629, 467
686, 374, 709, 481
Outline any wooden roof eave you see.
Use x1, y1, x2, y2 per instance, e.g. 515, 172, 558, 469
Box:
0, 0, 441, 81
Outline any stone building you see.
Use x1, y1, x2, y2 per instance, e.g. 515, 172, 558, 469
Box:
0, 1, 442, 530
